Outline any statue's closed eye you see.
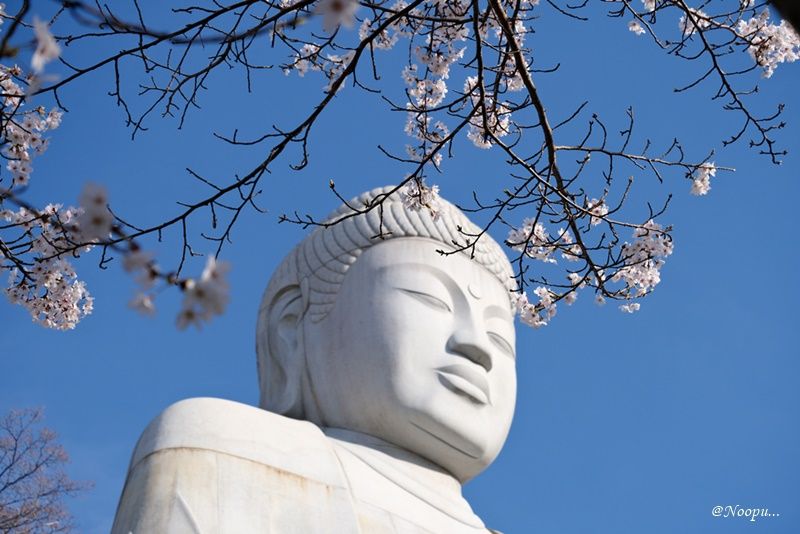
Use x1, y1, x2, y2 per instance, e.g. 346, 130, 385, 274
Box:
488, 331, 515, 357
398, 288, 452, 313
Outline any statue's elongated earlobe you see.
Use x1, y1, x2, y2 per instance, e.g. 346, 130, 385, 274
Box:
257, 285, 306, 418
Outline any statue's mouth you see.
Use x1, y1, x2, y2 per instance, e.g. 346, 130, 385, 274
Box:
435, 364, 491, 405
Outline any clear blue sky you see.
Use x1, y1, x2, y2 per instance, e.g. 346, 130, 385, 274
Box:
1, 2, 798, 533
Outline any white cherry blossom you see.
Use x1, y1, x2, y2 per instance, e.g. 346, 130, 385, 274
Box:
464, 76, 512, 149
129, 292, 156, 316
316, 0, 358, 33
176, 256, 232, 329
513, 291, 548, 329
679, 8, 710, 37
586, 198, 609, 226
611, 220, 673, 303
737, 11, 800, 78
628, 21, 645, 36
690, 162, 716, 196
507, 218, 557, 264
31, 17, 60, 73
401, 180, 442, 220
619, 302, 641, 313
76, 183, 113, 242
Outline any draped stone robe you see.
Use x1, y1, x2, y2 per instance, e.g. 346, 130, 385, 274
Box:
111, 398, 501, 534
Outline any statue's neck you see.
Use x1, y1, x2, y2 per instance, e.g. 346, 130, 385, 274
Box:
322, 427, 484, 528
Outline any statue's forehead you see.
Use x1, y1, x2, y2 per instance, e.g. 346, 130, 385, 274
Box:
355, 238, 510, 299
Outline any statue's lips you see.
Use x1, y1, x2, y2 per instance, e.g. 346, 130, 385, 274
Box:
436, 364, 491, 405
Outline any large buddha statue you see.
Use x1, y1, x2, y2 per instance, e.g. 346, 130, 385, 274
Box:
111, 186, 519, 533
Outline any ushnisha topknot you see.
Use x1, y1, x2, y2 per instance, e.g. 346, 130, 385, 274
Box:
256, 185, 516, 414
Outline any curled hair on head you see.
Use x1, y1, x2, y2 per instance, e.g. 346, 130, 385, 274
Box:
256, 185, 515, 417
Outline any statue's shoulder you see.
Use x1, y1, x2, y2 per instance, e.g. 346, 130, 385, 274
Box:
129, 397, 341, 485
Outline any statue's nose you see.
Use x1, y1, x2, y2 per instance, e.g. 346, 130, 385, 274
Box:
446, 327, 493, 373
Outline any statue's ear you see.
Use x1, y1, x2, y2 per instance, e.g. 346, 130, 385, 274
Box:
257, 285, 306, 417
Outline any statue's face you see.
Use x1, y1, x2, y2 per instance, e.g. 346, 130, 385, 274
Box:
303, 237, 517, 482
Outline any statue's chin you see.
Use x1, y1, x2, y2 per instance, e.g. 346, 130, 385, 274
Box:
398, 412, 499, 483
409, 420, 484, 459
325, 407, 496, 483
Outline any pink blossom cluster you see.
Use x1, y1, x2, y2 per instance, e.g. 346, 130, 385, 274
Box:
288, 41, 357, 94
175, 258, 232, 330
0, 24, 93, 329
1, 183, 117, 330
513, 286, 556, 329
1, 205, 93, 330
463, 76, 512, 150
678, 7, 711, 37
122, 238, 232, 329
586, 198, 609, 226
1, 16, 235, 331
1, 72, 61, 188
401, 180, 442, 219
627, 1, 798, 79
507, 218, 559, 264
31, 18, 60, 73
610, 220, 674, 306
507, 215, 673, 321
736, 11, 800, 78
2, 181, 232, 329
690, 162, 716, 196
285, 0, 538, 157
507, 215, 600, 265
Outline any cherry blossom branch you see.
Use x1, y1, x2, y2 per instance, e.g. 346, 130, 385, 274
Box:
1, 0, 797, 330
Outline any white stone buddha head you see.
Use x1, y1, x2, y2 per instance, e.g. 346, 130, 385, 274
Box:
256, 186, 518, 483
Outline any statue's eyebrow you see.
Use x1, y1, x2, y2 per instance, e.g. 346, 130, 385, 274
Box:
383, 262, 459, 296
484, 303, 513, 323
